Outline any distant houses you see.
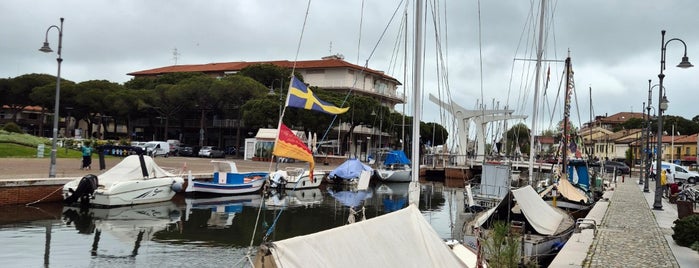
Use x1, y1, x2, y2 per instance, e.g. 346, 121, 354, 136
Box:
578, 112, 698, 166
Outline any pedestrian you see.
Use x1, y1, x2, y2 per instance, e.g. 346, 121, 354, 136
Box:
665, 168, 675, 198
81, 141, 93, 170
660, 169, 667, 197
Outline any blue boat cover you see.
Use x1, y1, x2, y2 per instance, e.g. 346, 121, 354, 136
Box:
383, 150, 411, 166
329, 158, 373, 180
567, 160, 590, 190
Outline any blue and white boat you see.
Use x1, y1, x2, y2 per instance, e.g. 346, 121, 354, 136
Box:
185, 160, 267, 195
327, 158, 373, 184
373, 150, 412, 182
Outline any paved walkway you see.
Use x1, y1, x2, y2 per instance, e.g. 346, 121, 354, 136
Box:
584, 178, 686, 267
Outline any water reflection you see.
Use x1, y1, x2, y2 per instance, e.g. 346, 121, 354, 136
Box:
0, 181, 463, 267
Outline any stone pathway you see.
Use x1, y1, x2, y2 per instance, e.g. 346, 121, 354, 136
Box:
585, 180, 679, 267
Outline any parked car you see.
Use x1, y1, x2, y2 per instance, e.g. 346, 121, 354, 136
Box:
224, 146, 238, 155
144, 141, 170, 157
167, 139, 181, 156
198, 146, 225, 158
651, 161, 699, 184
178, 146, 195, 157
602, 161, 630, 175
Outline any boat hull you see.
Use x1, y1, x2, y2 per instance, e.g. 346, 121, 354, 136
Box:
376, 168, 412, 182
270, 169, 324, 189
63, 177, 183, 207
188, 178, 265, 195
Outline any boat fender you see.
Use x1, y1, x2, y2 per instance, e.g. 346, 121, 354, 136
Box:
64, 174, 99, 204
171, 180, 184, 192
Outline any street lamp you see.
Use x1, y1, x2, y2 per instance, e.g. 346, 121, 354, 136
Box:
39, 18, 64, 178
653, 30, 693, 210
645, 82, 663, 192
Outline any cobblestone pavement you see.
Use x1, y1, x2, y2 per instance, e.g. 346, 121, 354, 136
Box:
585, 180, 679, 268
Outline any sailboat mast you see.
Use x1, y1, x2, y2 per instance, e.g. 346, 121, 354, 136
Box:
528, 0, 547, 183
409, 0, 423, 206
562, 57, 571, 176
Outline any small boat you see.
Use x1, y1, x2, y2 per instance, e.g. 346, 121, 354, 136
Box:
62, 154, 184, 207
327, 158, 373, 184
269, 167, 325, 189
373, 150, 411, 182
464, 185, 575, 264
185, 160, 267, 195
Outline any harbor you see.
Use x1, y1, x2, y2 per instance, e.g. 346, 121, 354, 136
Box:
0, 156, 697, 267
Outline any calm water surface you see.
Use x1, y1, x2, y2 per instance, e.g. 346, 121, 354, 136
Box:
0, 181, 465, 268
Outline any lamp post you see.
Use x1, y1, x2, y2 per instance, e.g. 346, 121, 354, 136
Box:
653, 30, 693, 210
638, 99, 646, 184
645, 82, 662, 192
39, 18, 64, 178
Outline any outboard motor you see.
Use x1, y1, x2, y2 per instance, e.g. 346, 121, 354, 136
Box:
64, 174, 99, 206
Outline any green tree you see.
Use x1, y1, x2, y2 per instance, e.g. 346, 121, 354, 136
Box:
505, 123, 531, 156
5, 74, 57, 122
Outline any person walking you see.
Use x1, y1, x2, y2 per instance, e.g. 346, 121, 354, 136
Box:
665, 168, 675, 198
660, 169, 667, 198
81, 141, 94, 170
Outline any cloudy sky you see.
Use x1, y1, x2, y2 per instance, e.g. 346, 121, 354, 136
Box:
2, 0, 699, 134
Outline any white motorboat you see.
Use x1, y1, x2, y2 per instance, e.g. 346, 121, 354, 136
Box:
269, 167, 325, 189
63, 155, 184, 207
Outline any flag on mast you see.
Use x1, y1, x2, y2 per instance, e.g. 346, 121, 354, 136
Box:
273, 123, 315, 179
287, 76, 349, 115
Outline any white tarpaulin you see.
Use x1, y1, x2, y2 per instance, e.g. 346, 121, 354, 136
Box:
99, 155, 176, 186
264, 204, 466, 268
512, 185, 564, 235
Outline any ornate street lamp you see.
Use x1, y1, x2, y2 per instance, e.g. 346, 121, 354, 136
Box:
39, 18, 64, 178
653, 30, 692, 210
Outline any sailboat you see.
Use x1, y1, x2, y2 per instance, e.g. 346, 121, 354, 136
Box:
537, 56, 597, 218
253, 1, 475, 267
372, 149, 412, 182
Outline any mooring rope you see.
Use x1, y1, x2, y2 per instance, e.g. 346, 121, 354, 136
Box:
26, 185, 63, 206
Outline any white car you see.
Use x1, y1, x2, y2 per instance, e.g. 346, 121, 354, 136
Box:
651, 161, 699, 184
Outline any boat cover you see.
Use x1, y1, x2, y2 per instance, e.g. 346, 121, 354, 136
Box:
329, 158, 373, 180
262, 204, 466, 268
383, 150, 411, 166
567, 160, 591, 190
512, 185, 564, 235
99, 155, 176, 185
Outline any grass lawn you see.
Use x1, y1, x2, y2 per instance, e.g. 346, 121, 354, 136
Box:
0, 142, 82, 158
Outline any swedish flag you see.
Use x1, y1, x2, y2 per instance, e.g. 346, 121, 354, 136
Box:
287, 76, 349, 115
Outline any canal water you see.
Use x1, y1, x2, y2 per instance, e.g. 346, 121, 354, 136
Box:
0, 181, 465, 268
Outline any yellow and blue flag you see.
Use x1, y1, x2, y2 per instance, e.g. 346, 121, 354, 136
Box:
287, 76, 349, 115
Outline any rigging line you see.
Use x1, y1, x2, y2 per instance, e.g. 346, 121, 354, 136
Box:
366, 0, 405, 62
357, 0, 365, 65
510, 2, 536, 114
477, 0, 484, 106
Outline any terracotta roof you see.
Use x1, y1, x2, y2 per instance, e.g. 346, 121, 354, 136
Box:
673, 133, 697, 144
598, 112, 644, 124
127, 58, 401, 84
